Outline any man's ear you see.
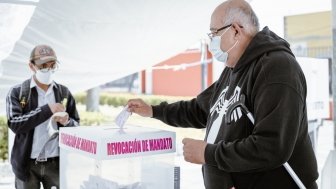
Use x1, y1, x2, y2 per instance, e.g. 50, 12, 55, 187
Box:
29, 62, 36, 72
232, 22, 243, 39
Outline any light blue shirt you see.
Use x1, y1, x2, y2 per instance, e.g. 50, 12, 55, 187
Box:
30, 78, 59, 159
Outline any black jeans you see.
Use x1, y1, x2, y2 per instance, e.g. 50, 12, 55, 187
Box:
15, 157, 59, 189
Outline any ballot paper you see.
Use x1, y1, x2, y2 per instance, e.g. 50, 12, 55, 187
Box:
47, 111, 68, 137
115, 105, 131, 128
47, 117, 58, 137
62, 98, 68, 110
47, 112, 67, 136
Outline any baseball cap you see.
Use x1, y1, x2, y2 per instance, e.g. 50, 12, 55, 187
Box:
30, 45, 57, 65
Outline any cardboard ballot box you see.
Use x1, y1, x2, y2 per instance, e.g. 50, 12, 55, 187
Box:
59, 125, 176, 189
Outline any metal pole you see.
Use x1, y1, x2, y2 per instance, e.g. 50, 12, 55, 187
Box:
200, 39, 208, 91
332, 0, 336, 149
86, 87, 100, 112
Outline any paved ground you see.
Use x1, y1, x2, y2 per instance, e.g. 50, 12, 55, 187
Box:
0, 120, 334, 189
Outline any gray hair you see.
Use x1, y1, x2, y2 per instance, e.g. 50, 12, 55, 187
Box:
222, 7, 260, 36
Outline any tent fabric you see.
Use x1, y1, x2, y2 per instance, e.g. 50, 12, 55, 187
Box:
0, 0, 223, 114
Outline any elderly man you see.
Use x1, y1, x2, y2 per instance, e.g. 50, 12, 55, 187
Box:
128, 0, 318, 188
6, 44, 80, 189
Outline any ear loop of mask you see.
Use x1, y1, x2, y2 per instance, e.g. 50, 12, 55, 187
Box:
30, 62, 37, 74
226, 40, 239, 53
218, 26, 239, 53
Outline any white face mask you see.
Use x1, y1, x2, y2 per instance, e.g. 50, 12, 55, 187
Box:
35, 70, 54, 85
209, 26, 238, 63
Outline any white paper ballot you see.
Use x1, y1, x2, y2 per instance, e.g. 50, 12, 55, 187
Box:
47, 119, 58, 137
47, 112, 68, 136
115, 105, 131, 128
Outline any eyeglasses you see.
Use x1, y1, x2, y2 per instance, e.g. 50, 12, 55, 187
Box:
34, 61, 59, 73
207, 24, 232, 40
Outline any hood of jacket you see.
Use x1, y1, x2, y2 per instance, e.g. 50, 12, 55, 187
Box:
233, 26, 294, 73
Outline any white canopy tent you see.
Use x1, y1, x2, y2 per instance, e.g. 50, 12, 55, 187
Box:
0, 0, 331, 115
0, 0, 224, 114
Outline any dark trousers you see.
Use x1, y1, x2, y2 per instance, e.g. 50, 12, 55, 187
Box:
15, 157, 59, 189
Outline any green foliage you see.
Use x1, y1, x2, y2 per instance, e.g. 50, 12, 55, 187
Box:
0, 116, 8, 161
79, 111, 106, 126
74, 92, 191, 107
74, 92, 86, 105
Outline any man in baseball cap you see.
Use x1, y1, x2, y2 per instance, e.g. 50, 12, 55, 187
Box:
6, 44, 80, 189
29, 45, 59, 85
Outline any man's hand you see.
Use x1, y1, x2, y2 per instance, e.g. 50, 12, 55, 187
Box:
127, 98, 153, 117
182, 138, 207, 164
53, 112, 69, 126
49, 103, 65, 113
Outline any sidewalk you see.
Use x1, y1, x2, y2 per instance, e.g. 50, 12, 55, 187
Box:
0, 162, 14, 189
315, 120, 334, 187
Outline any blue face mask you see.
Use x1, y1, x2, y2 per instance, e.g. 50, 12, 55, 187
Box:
209, 26, 238, 63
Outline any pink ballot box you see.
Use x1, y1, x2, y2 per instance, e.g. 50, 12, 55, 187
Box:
59, 125, 176, 189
